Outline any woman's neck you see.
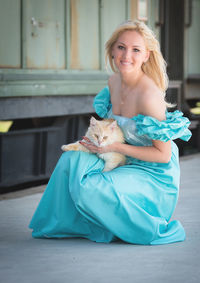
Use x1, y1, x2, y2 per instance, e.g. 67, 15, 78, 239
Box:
120, 70, 144, 90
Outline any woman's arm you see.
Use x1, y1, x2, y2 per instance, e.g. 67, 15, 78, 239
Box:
112, 140, 171, 163
126, 90, 172, 163
80, 139, 171, 163
80, 89, 172, 163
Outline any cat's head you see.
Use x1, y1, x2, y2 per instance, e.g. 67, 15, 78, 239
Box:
87, 117, 123, 147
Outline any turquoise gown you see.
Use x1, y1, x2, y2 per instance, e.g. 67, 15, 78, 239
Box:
29, 86, 192, 245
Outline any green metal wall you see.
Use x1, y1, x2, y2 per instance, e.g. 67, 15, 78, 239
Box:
23, 0, 66, 69
0, 0, 132, 71
0, 0, 21, 68
0, 0, 159, 98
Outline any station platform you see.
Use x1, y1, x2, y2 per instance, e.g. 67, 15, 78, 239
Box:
0, 154, 200, 283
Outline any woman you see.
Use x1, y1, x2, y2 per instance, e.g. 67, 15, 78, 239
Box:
29, 20, 191, 245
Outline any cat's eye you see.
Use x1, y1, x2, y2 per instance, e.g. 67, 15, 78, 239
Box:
103, 136, 108, 140
94, 134, 99, 139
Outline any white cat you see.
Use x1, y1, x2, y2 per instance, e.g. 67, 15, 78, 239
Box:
61, 117, 126, 172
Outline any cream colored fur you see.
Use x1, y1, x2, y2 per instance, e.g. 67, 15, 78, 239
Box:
61, 117, 126, 172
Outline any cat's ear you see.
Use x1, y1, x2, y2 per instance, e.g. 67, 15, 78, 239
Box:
90, 116, 97, 127
110, 120, 117, 131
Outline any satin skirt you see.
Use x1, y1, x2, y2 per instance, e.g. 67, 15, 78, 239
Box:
29, 143, 185, 245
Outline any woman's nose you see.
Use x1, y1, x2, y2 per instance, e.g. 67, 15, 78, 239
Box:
123, 49, 132, 59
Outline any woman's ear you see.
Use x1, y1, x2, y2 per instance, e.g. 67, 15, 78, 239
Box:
111, 44, 116, 59
144, 50, 150, 63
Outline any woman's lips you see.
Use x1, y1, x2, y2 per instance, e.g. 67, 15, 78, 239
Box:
120, 61, 133, 65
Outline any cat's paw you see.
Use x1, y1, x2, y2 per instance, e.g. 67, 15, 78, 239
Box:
61, 145, 69, 151
61, 143, 82, 151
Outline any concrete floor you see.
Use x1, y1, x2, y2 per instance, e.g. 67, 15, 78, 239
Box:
0, 154, 200, 283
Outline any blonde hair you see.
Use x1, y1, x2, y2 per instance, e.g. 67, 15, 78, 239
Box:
105, 20, 169, 94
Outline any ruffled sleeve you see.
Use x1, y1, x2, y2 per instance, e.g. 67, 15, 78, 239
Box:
93, 86, 111, 118
133, 110, 192, 142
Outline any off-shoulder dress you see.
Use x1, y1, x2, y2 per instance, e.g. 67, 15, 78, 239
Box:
29, 86, 192, 245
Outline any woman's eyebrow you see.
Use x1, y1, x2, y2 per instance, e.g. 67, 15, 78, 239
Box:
118, 42, 141, 48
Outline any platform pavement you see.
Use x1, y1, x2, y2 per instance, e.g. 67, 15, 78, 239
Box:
0, 154, 200, 283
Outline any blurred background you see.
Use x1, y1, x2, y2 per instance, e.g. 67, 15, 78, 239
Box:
0, 0, 199, 193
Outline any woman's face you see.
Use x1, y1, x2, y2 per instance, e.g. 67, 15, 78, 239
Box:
112, 30, 150, 74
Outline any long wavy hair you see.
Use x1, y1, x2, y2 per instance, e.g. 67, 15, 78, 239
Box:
105, 20, 169, 95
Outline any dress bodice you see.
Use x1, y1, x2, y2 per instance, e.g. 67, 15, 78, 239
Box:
93, 86, 192, 146
107, 109, 152, 146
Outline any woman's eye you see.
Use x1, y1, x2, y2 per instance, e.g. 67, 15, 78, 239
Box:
118, 45, 125, 50
133, 48, 140, 52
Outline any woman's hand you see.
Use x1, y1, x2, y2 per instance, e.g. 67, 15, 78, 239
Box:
79, 137, 113, 154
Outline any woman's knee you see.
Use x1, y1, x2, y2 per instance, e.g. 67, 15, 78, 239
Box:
55, 151, 74, 172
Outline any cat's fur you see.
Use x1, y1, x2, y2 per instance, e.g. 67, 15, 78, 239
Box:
61, 117, 126, 172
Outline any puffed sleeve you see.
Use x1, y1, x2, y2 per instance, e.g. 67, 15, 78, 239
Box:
133, 110, 192, 142
93, 86, 111, 118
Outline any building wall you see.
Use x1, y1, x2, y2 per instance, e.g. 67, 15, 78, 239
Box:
0, 0, 158, 98
0, 0, 160, 120
184, 0, 200, 100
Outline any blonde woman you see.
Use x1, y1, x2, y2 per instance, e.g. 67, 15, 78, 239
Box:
29, 21, 191, 245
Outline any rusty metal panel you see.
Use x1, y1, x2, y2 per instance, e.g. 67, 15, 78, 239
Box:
0, 0, 21, 68
100, 0, 128, 69
148, 0, 160, 40
23, 0, 65, 69
70, 0, 100, 70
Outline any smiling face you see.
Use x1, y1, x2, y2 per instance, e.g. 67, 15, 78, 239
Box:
112, 30, 150, 74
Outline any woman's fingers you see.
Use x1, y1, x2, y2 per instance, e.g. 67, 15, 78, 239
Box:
82, 136, 91, 143
80, 137, 110, 154
80, 140, 100, 153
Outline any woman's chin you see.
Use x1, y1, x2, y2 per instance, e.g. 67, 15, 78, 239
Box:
118, 66, 135, 75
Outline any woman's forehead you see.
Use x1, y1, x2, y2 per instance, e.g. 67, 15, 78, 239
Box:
116, 30, 145, 46
117, 30, 144, 43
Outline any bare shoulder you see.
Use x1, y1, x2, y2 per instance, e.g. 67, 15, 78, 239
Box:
138, 76, 166, 120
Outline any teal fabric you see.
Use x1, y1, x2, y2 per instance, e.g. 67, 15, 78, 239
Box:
29, 86, 192, 245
